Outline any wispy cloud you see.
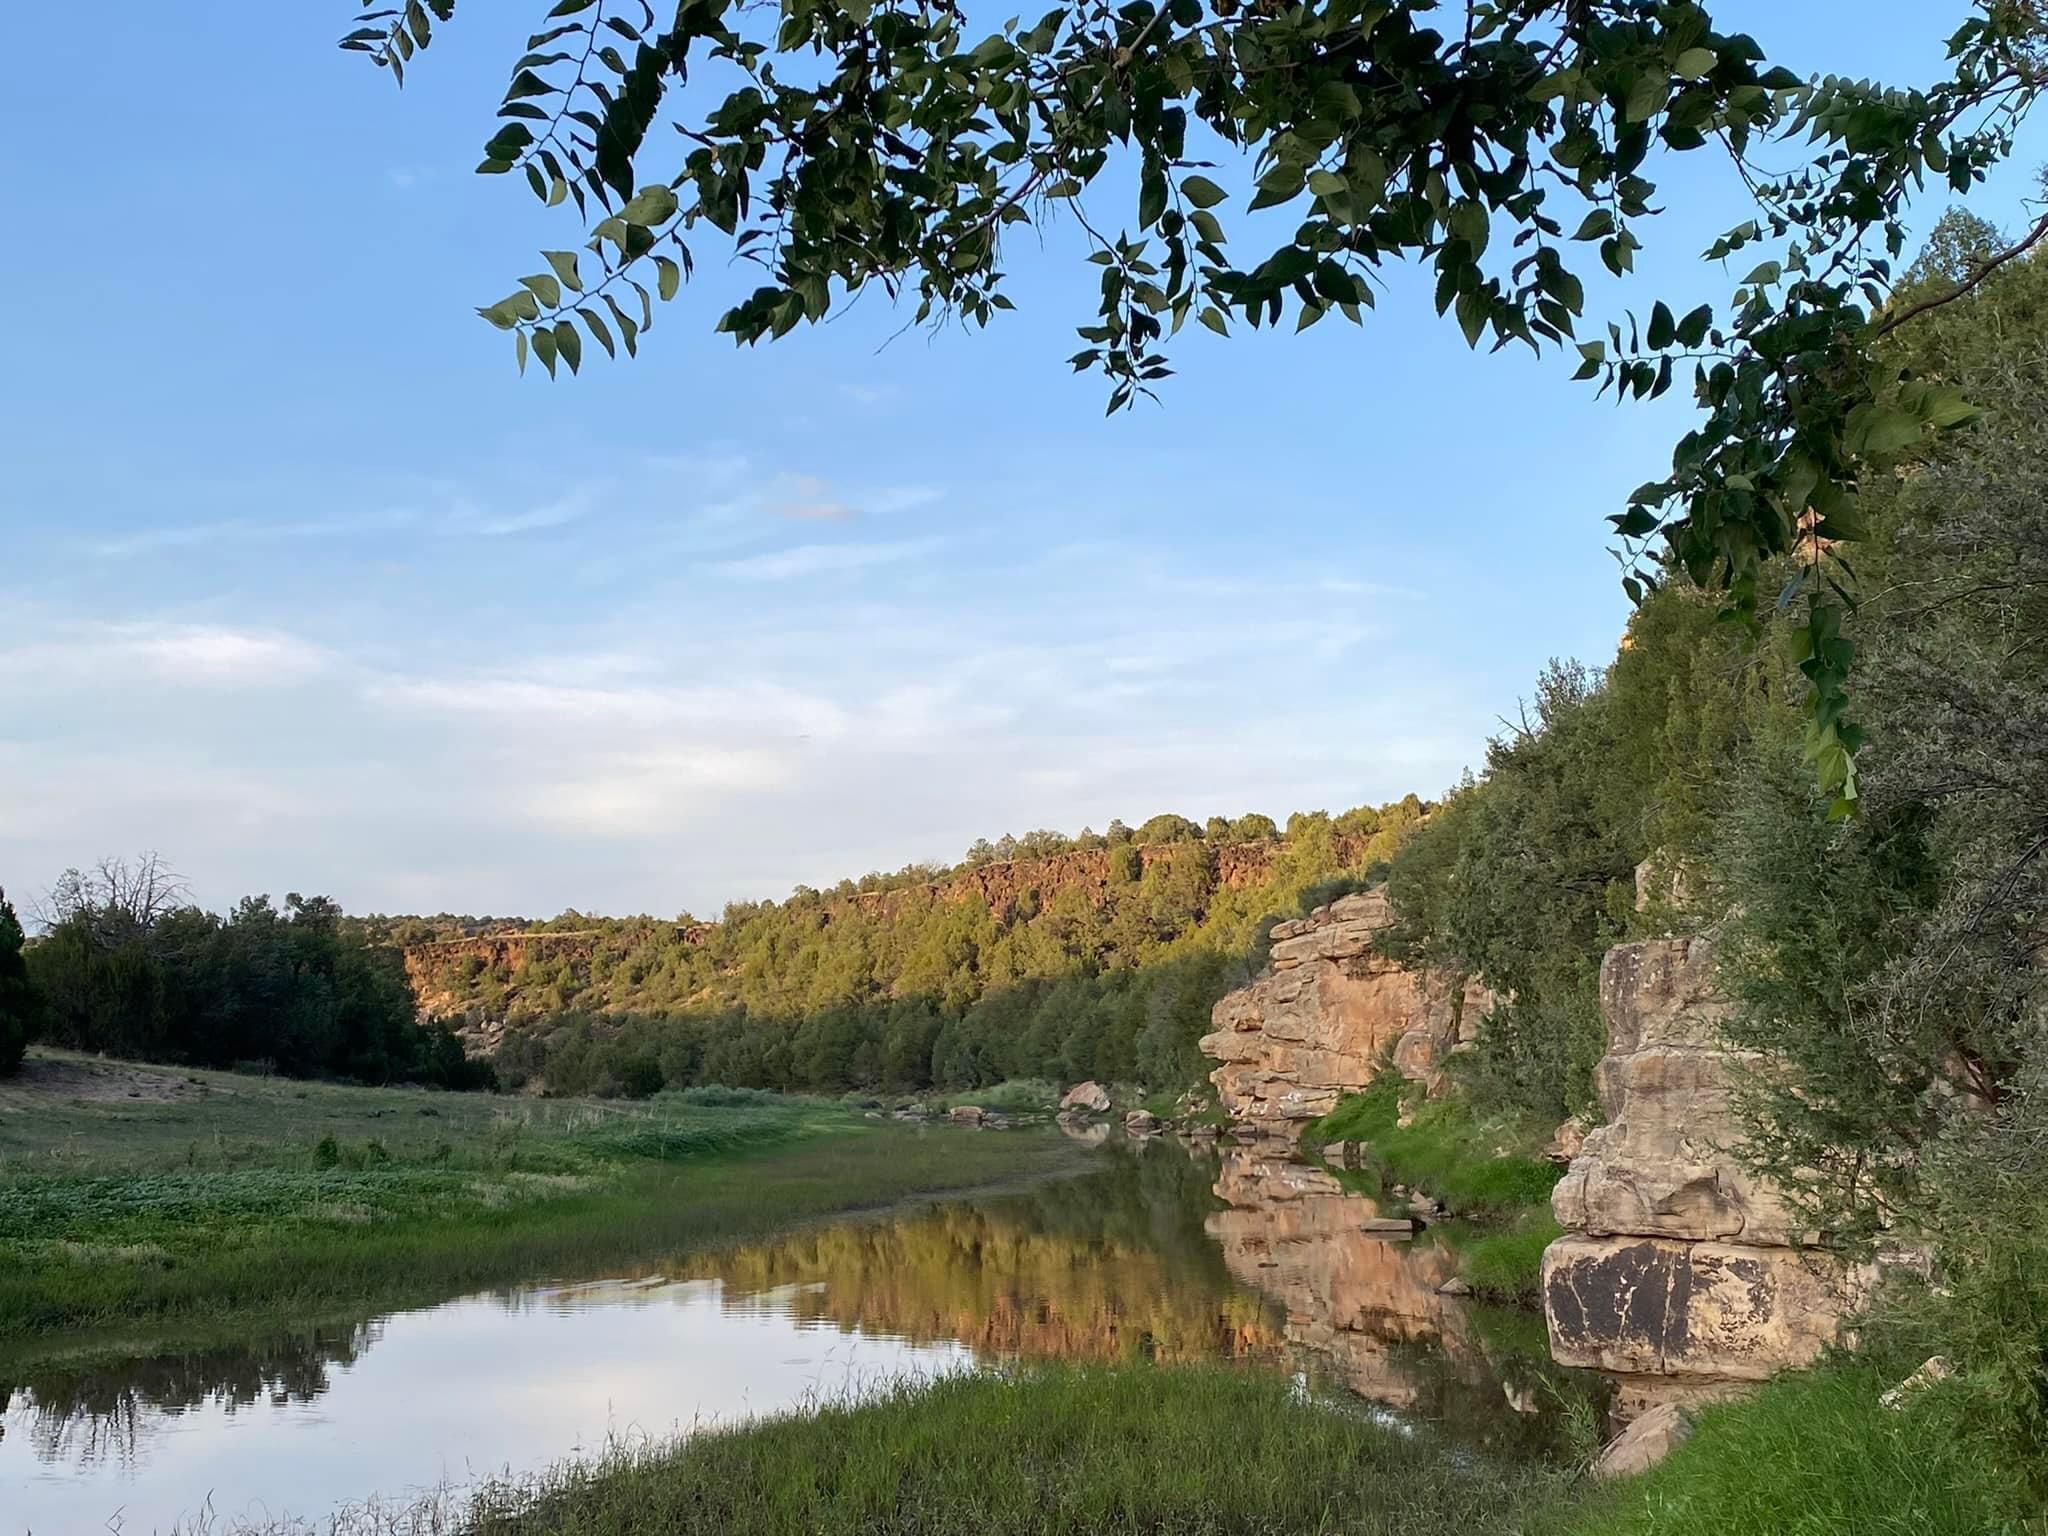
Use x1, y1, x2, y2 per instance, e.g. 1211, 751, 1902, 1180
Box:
708, 538, 942, 582
457, 490, 594, 537
89, 510, 416, 558
0, 621, 331, 686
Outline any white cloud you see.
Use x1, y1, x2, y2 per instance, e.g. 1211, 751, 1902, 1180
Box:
0, 621, 330, 687
88, 510, 416, 558
458, 491, 595, 537
527, 747, 799, 837
708, 538, 941, 582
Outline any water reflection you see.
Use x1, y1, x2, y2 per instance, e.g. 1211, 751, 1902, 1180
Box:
1206, 1144, 1605, 1458
2, 1138, 1595, 1533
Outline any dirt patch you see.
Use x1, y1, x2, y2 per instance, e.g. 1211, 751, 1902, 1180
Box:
0, 1056, 217, 1110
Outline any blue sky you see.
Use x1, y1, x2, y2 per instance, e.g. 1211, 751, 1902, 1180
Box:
1, 3, 2038, 921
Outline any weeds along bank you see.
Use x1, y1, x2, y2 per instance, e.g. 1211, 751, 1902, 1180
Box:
0, 1054, 1088, 1343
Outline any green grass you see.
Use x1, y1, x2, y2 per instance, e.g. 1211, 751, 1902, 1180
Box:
1564, 1360, 2048, 1536
1439, 1208, 1565, 1305
937, 1078, 1063, 1112
1305, 1076, 1562, 1218
241, 1365, 1575, 1535
0, 1050, 1094, 1346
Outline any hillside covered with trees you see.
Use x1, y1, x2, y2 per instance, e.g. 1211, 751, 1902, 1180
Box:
398, 804, 1427, 1098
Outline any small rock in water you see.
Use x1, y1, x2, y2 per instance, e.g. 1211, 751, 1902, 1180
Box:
949, 1105, 985, 1125
1123, 1109, 1163, 1135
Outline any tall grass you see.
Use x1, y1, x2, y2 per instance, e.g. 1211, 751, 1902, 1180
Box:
188, 1366, 1576, 1535
1564, 1360, 2046, 1536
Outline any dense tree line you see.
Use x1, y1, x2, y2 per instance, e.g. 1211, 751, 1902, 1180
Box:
0, 889, 34, 1075
1381, 210, 2048, 1466
13, 858, 482, 1087
422, 804, 1427, 1099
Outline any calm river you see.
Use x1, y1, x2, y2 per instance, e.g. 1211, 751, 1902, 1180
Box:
3, 1137, 1596, 1533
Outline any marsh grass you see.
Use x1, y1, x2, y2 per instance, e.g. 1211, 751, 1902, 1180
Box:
0, 1053, 1093, 1342
180, 1366, 1577, 1536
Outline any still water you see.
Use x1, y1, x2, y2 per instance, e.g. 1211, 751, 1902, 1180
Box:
4, 1139, 1593, 1533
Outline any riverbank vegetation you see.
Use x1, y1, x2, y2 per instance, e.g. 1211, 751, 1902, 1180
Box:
0, 1052, 1087, 1345
1368, 212, 2048, 1514
222, 1366, 1576, 1536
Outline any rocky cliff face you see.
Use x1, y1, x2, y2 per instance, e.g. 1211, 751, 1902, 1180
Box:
1543, 934, 1869, 1417
1200, 890, 1493, 1129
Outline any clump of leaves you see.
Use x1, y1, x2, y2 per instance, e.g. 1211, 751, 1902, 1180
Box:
339, 2, 2048, 803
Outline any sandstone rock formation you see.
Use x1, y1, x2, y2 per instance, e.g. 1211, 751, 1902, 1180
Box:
1059, 1081, 1111, 1114
1201, 890, 1493, 1129
1544, 934, 1868, 1414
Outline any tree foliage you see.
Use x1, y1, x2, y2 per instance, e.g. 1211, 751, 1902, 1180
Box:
0, 888, 36, 1076
403, 800, 1424, 1097
338, 1, 2048, 808
27, 863, 483, 1087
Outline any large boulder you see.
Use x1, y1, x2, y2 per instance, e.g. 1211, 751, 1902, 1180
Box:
1200, 890, 1494, 1131
1544, 934, 1871, 1408
1059, 1080, 1112, 1114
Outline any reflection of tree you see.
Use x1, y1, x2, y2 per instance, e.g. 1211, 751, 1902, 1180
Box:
3, 1319, 383, 1469
683, 1142, 1285, 1365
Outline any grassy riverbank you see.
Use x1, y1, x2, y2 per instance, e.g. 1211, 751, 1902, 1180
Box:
0, 1050, 1091, 1345
1303, 1077, 1562, 1303
228, 1365, 1574, 1535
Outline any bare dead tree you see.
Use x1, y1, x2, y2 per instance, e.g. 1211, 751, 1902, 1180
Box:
38, 853, 191, 948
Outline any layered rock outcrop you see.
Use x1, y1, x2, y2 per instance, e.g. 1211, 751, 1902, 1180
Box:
1201, 890, 1493, 1129
1543, 934, 1867, 1414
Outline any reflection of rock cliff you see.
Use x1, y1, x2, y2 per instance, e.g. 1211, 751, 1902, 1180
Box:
1204, 1147, 1464, 1406
1543, 936, 1867, 1415
1201, 891, 1494, 1128
684, 1183, 1284, 1365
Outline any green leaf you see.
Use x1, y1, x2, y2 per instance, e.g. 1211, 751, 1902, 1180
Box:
1843, 403, 1922, 457
655, 256, 682, 302
1625, 73, 1667, 123
520, 272, 563, 309
1647, 300, 1675, 351
1674, 47, 1718, 81
554, 319, 582, 374
1180, 175, 1228, 210
621, 184, 680, 227
543, 250, 584, 293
